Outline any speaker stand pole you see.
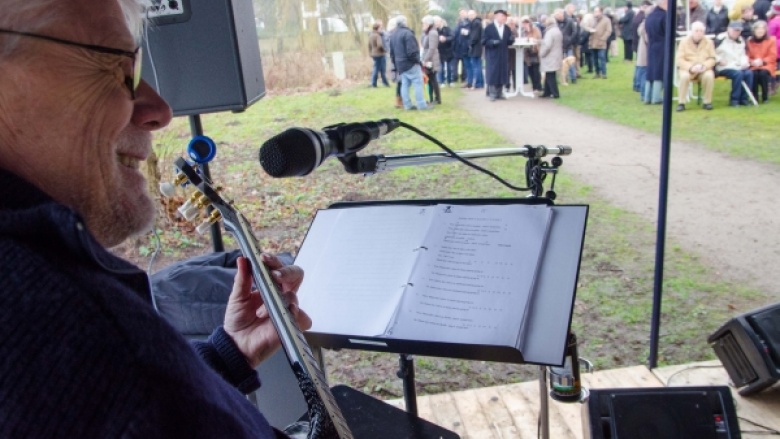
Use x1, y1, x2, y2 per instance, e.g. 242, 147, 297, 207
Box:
539, 366, 550, 439
189, 114, 224, 253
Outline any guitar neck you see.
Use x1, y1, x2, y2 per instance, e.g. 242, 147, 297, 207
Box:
234, 216, 353, 439
169, 158, 352, 438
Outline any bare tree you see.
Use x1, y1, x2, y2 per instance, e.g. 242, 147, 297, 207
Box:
329, 0, 370, 47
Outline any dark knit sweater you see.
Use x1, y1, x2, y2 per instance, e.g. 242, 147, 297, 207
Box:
0, 169, 279, 438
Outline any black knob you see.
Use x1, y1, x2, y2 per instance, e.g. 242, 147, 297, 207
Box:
546, 191, 557, 200
552, 156, 563, 167
169, 0, 179, 9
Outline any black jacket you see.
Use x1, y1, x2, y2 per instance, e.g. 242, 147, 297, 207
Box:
438, 25, 455, 61
753, 0, 771, 20
468, 17, 483, 57
706, 7, 729, 34
389, 24, 421, 74
557, 16, 578, 52
453, 18, 471, 57
619, 8, 636, 39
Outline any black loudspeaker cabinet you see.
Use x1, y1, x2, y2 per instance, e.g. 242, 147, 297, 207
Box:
708, 301, 780, 395
583, 386, 741, 439
141, 0, 265, 116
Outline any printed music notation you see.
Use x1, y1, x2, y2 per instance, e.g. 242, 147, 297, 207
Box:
296, 203, 553, 348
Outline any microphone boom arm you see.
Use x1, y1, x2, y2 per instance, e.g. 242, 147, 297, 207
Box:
346, 144, 571, 199
357, 145, 571, 173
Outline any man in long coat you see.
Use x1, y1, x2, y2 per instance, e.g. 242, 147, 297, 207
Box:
482, 9, 516, 100
645, 0, 667, 104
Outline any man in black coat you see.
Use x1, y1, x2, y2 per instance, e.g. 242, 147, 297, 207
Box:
645, 0, 667, 104
482, 9, 515, 100
619, 2, 636, 60
466, 10, 484, 89
453, 9, 471, 84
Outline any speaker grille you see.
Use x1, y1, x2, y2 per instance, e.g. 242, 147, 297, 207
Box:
714, 332, 758, 386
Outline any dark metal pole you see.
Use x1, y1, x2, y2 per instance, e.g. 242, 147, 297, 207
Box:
397, 354, 418, 416
188, 115, 224, 253
649, 0, 677, 369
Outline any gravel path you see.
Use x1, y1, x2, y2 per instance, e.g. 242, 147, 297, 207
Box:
458, 90, 780, 297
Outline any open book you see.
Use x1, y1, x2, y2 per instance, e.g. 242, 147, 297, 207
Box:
295, 201, 587, 365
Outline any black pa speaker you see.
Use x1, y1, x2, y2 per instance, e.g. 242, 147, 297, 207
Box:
583, 386, 741, 439
141, 0, 265, 116
708, 301, 780, 395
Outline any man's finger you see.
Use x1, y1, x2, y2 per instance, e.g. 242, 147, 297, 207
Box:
261, 253, 284, 270
231, 256, 254, 300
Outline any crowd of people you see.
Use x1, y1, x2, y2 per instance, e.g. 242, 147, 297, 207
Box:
634, 0, 778, 110
367, 0, 779, 112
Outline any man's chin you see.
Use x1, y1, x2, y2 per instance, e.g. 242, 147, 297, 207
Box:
97, 194, 157, 249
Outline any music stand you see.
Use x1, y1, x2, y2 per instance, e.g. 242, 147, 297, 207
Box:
296, 198, 588, 415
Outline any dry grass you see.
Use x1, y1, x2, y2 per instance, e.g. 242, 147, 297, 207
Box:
261, 49, 373, 93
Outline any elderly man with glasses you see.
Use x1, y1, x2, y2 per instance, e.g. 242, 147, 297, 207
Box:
0, 1, 311, 437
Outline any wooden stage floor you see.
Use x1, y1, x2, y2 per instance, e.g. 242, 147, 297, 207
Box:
386, 360, 780, 438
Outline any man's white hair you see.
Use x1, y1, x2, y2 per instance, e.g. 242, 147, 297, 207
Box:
690, 20, 705, 31
422, 15, 434, 26
395, 15, 408, 27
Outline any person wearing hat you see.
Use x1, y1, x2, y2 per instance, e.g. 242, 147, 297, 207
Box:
482, 9, 515, 100
676, 21, 717, 111
715, 20, 755, 106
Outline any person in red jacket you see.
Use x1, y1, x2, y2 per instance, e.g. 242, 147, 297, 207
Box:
746, 20, 778, 102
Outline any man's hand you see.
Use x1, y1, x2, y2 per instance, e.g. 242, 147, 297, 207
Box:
224, 255, 311, 369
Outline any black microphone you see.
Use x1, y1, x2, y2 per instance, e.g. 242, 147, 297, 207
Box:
259, 119, 400, 178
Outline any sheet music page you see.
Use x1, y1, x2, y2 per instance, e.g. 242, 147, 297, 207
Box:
386, 204, 553, 346
295, 205, 435, 336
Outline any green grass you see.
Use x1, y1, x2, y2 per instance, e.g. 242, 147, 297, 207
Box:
148, 83, 769, 373
556, 42, 780, 165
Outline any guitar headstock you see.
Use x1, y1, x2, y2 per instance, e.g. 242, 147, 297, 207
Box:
163, 157, 241, 236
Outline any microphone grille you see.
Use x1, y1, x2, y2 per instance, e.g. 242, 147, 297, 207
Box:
259, 129, 318, 178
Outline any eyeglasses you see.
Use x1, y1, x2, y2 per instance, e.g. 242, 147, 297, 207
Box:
0, 28, 142, 99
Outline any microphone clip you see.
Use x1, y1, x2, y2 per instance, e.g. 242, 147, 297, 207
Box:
324, 122, 384, 175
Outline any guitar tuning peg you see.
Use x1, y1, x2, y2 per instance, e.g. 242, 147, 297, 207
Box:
178, 198, 200, 222
160, 172, 189, 198
196, 210, 222, 235
159, 182, 176, 198
177, 191, 206, 221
